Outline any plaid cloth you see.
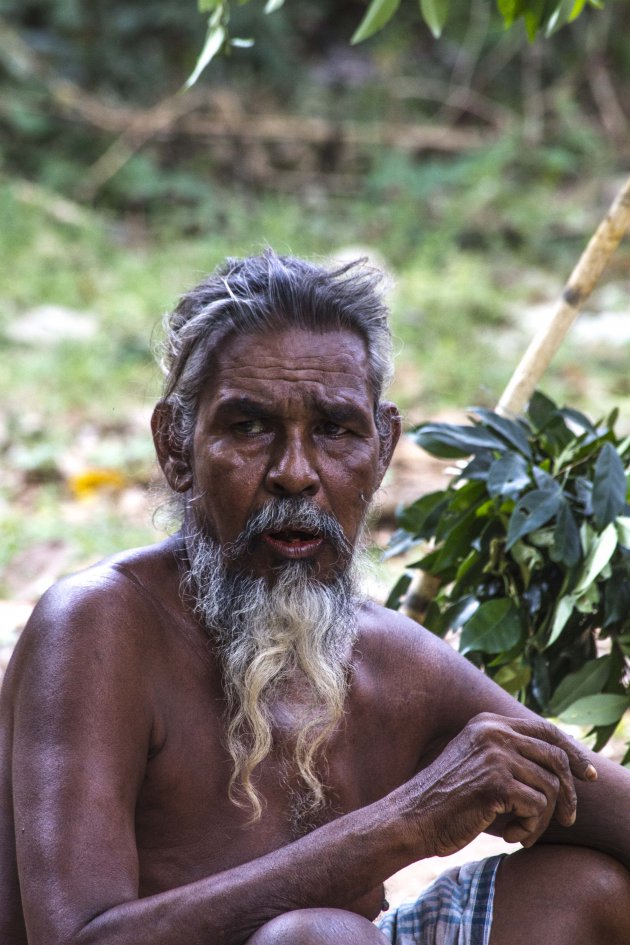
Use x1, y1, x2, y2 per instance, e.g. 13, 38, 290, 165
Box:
375, 854, 505, 945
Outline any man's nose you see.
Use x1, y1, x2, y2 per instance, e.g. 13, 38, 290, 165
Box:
265, 434, 320, 497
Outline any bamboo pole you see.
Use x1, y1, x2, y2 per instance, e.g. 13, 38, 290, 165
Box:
496, 173, 630, 417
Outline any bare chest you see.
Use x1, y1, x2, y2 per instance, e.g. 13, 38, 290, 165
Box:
134, 659, 422, 896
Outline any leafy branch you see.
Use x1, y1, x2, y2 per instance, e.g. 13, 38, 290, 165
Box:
386, 392, 630, 764
187, 0, 606, 86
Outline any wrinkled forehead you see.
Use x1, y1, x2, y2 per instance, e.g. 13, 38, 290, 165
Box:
202, 326, 375, 408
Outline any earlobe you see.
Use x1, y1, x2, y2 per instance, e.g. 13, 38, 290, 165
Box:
151, 400, 193, 493
376, 401, 401, 485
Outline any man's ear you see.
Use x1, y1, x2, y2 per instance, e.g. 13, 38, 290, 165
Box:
375, 401, 401, 486
151, 400, 193, 493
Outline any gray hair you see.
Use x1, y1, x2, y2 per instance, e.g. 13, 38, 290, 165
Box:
158, 250, 394, 461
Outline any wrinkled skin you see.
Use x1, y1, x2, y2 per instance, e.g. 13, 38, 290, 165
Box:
1, 328, 629, 945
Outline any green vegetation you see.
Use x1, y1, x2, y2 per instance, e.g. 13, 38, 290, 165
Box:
386, 392, 630, 763
2, 132, 629, 596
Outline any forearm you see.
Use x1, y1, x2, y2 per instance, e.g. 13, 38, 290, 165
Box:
538, 752, 630, 870
74, 794, 415, 945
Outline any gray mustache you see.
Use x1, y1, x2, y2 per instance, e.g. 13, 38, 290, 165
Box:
223, 499, 350, 560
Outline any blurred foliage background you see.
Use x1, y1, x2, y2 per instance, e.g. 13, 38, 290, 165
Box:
1, 0, 630, 666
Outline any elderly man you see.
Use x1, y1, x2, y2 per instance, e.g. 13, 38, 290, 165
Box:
1, 252, 629, 945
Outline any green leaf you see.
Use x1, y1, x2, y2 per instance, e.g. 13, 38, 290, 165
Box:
198, 0, 223, 11
384, 572, 412, 610
460, 598, 523, 655
528, 390, 559, 428
545, 594, 576, 649
264, 0, 285, 11
506, 488, 561, 549
487, 452, 531, 499
419, 0, 449, 38
574, 581, 600, 614
560, 406, 598, 435
615, 516, 630, 548
412, 423, 507, 459
471, 408, 532, 458
551, 498, 581, 567
184, 23, 226, 88
524, 0, 546, 39
230, 37, 255, 47
558, 694, 630, 728
548, 655, 612, 715
603, 572, 630, 628
545, 0, 577, 34
592, 442, 627, 529
588, 721, 618, 753
573, 522, 618, 595
383, 530, 423, 559
493, 659, 531, 695
441, 595, 480, 633
351, 0, 401, 44
429, 502, 488, 575
569, 0, 588, 19
396, 491, 448, 537
497, 0, 526, 27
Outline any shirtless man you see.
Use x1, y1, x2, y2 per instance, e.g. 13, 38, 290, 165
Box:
1, 251, 629, 945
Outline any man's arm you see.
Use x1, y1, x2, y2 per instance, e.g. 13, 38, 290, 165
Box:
7, 586, 617, 945
393, 610, 630, 868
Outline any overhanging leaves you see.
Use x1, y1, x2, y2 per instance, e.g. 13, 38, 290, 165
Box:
419, 0, 450, 38
185, 16, 226, 88
351, 0, 401, 44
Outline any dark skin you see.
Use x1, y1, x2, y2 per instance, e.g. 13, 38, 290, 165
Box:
1, 327, 629, 945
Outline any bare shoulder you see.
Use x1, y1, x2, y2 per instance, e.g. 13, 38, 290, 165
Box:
354, 599, 523, 734
2, 536, 186, 705
354, 599, 462, 685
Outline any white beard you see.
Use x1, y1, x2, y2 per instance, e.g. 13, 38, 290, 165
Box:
182, 498, 367, 822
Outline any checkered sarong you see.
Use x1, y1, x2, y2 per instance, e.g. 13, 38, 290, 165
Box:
375, 855, 505, 945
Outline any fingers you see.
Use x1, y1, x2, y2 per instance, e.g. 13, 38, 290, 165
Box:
508, 737, 577, 827
468, 713, 598, 844
523, 720, 597, 782
484, 714, 597, 782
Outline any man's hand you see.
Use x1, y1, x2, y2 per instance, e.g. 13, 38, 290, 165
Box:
401, 713, 598, 858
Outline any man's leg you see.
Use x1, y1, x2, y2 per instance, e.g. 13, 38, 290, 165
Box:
246, 908, 391, 945
491, 845, 630, 945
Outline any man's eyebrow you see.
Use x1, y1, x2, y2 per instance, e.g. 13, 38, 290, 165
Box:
309, 397, 372, 427
214, 397, 272, 419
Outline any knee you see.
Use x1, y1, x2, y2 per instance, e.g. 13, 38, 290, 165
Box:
498, 845, 630, 943
246, 907, 389, 945
580, 849, 630, 942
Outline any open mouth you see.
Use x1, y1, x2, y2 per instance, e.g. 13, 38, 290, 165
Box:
261, 528, 324, 558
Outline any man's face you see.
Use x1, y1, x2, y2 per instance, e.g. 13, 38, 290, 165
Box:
188, 327, 387, 582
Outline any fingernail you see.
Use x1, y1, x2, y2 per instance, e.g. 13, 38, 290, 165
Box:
585, 764, 598, 780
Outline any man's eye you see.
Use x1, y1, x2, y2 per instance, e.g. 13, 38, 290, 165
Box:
234, 419, 266, 435
319, 421, 347, 437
